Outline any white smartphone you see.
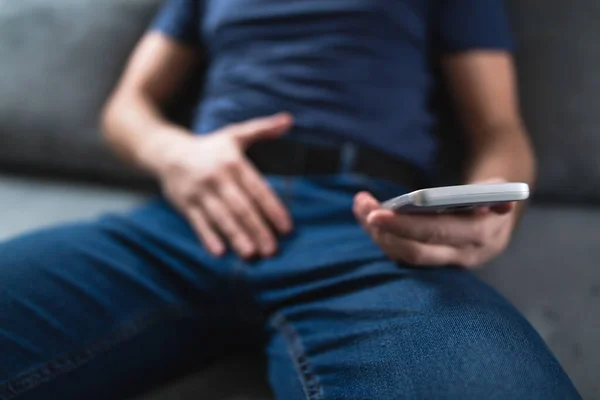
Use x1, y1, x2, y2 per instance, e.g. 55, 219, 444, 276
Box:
381, 182, 530, 213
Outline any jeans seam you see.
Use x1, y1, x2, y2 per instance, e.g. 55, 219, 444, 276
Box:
0, 305, 201, 400
271, 312, 323, 400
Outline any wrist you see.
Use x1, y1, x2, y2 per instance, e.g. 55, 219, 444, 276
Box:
463, 136, 536, 188
135, 126, 193, 178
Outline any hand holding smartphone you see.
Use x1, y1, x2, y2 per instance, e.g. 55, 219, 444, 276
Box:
381, 183, 529, 214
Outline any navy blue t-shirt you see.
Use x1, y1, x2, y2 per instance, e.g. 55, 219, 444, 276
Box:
151, 0, 513, 173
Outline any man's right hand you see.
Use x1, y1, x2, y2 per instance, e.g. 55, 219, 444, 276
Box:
155, 113, 294, 259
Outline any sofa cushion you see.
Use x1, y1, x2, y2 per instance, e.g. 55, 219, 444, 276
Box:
506, 0, 600, 201
0, 0, 162, 182
0, 174, 148, 241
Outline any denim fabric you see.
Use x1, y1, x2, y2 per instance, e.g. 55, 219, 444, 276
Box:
0, 175, 580, 399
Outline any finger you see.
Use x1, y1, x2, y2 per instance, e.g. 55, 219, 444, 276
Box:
367, 210, 482, 247
376, 231, 462, 267
238, 160, 293, 234
199, 191, 256, 259
490, 201, 515, 215
230, 112, 294, 148
472, 206, 491, 216
217, 178, 277, 257
470, 177, 507, 184
185, 206, 225, 257
353, 192, 384, 230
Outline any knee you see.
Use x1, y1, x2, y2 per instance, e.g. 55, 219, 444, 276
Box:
415, 304, 580, 398
347, 303, 579, 399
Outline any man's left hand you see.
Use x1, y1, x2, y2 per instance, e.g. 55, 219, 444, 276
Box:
353, 187, 517, 269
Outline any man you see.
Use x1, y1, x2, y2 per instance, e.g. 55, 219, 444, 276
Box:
0, 0, 581, 399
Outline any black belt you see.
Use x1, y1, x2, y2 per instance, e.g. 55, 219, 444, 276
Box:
246, 139, 425, 190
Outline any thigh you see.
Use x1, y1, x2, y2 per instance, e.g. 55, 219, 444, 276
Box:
0, 200, 245, 400
253, 175, 579, 399
264, 259, 580, 400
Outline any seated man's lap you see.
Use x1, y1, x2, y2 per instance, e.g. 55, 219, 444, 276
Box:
253, 221, 580, 399
0, 180, 579, 399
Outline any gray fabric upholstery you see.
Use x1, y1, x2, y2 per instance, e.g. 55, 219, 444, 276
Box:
0, 0, 161, 182
506, 0, 600, 201
0, 174, 148, 241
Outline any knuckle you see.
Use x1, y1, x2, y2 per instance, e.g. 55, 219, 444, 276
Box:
258, 199, 277, 217
195, 224, 213, 239
221, 159, 241, 173
423, 227, 440, 243
261, 230, 275, 243
472, 237, 485, 248
382, 233, 396, 248
246, 180, 265, 196
257, 232, 274, 247
404, 244, 425, 265
179, 187, 198, 204
232, 234, 252, 250
181, 194, 196, 207
255, 229, 273, 245
371, 228, 384, 242
224, 226, 243, 241
228, 230, 243, 242
212, 213, 231, 230
263, 197, 281, 213
199, 171, 219, 186
231, 203, 249, 218
238, 209, 258, 227
234, 195, 257, 215
257, 220, 273, 236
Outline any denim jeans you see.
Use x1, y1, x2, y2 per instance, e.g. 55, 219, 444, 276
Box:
0, 174, 580, 399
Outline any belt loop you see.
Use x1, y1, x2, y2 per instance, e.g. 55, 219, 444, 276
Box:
339, 142, 357, 173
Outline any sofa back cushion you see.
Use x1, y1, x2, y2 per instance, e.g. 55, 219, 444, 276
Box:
0, 0, 162, 183
507, 0, 600, 201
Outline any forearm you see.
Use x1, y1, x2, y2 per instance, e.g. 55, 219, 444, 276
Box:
101, 92, 190, 177
464, 124, 536, 184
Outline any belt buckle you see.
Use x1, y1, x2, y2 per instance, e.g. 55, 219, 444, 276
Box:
339, 142, 358, 173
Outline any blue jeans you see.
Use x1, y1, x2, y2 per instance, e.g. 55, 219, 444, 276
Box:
0, 174, 580, 399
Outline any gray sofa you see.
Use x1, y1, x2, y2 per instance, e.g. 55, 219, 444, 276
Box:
1, 1, 598, 399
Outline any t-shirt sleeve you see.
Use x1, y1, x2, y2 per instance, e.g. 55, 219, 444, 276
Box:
437, 0, 515, 54
150, 0, 201, 46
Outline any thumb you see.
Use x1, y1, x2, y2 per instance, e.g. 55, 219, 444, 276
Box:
230, 112, 294, 148
353, 192, 382, 226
